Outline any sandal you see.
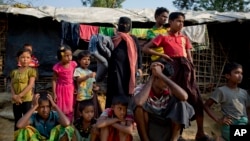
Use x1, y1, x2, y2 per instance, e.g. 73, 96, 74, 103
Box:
195, 135, 214, 141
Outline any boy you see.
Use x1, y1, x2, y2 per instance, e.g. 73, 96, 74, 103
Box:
142, 12, 209, 141
96, 96, 134, 141
14, 92, 74, 141
147, 7, 169, 61
204, 62, 250, 141
133, 61, 194, 141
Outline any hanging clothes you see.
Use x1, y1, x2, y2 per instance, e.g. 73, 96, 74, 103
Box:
61, 21, 80, 50
79, 24, 99, 42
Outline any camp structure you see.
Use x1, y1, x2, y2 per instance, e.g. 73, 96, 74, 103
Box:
1, 4, 250, 93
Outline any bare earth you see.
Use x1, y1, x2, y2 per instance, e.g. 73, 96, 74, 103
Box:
0, 92, 221, 141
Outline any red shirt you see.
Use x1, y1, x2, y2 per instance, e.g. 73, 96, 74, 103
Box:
152, 33, 192, 58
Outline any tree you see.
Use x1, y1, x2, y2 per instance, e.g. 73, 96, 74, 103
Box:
81, 0, 125, 8
173, 0, 250, 12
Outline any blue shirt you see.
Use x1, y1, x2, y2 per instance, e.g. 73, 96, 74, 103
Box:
30, 111, 59, 138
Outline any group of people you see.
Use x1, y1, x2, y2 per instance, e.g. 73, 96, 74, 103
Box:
9, 6, 250, 141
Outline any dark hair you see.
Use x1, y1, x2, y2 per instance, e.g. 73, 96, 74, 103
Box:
37, 92, 51, 107
169, 12, 185, 21
57, 44, 72, 61
22, 43, 32, 48
78, 99, 94, 113
16, 48, 32, 58
111, 96, 129, 107
77, 50, 91, 61
117, 16, 132, 33
151, 60, 174, 77
154, 7, 169, 18
223, 62, 242, 75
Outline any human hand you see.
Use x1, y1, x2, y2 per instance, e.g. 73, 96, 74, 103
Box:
47, 94, 57, 108
32, 94, 40, 108
161, 54, 173, 62
53, 93, 57, 103
217, 116, 233, 125
89, 72, 96, 78
150, 62, 164, 77
12, 95, 22, 105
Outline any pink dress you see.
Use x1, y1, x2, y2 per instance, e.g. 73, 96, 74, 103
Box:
53, 61, 77, 121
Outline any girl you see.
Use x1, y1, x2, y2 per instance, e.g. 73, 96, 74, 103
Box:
52, 44, 77, 122
73, 50, 101, 120
10, 48, 37, 130
73, 100, 99, 141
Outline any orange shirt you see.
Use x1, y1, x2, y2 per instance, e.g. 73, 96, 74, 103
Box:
152, 33, 192, 58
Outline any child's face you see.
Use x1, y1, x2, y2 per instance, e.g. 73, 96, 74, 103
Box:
37, 100, 51, 120
79, 56, 90, 69
112, 104, 127, 120
18, 51, 32, 67
169, 15, 184, 32
24, 46, 33, 53
155, 12, 168, 25
61, 50, 72, 63
226, 67, 243, 84
81, 105, 94, 122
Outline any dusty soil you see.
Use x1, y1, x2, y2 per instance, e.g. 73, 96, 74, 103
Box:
0, 92, 221, 141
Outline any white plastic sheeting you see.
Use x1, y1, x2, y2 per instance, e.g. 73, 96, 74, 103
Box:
1, 5, 250, 24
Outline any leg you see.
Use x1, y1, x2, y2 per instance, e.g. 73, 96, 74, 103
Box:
194, 97, 207, 139
134, 106, 150, 141
13, 104, 23, 131
171, 121, 181, 141
100, 127, 109, 141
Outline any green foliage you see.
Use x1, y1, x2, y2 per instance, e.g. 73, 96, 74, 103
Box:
173, 0, 250, 12
81, 0, 125, 8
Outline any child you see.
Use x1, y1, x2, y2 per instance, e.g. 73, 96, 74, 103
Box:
52, 44, 77, 122
10, 48, 37, 130
14, 92, 74, 141
143, 12, 209, 141
18, 43, 39, 68
73, 50, 101, 119
73, 99, 99, 141
147, 7, 169, 61
204, 62, 250, 141
133, 61, 194, 141
96, 96, 134, 141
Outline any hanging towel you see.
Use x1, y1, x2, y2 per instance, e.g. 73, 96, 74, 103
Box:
112, 32, 137, 94
79, 24, 99, 42
99, 26, 115, 36
130, 28, 149, 39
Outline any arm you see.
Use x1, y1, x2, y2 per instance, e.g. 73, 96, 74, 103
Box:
75, 72, 96, 84
52, 71, 57, 101
10, 79, 22, 104
16, 94, 40, 128
133, 76, 153, 106
47, 94, 70, 127
186, 49, 193, 63
111, 121, 133, 135
152, 63, 188, 101
95, 116, 120, 128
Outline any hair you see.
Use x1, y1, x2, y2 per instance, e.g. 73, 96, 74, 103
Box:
22, 43, 32, 48
111, 95, 129, 107
154, 7, 169, 18
169, 12, 185, 21
37, 91, 52, 107
57, 44, 72, 61
150, 60, 174, 77
77, 50, 91, 61
223, 62, 242, 75
117, 16, 132, 33
78, 99, 94, 113
16, 48, 32, 58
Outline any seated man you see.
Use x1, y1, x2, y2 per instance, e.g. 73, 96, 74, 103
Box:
133, 61, 195, 141
14, 92, 74, 141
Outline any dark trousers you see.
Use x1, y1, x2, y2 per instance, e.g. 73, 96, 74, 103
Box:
13, 101, 32, 130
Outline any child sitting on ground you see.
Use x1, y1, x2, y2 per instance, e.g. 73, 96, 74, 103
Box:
96, 96, 134, 141
14, 92, 74, 141
73, 99, 99, 141
204, 62, 250, 141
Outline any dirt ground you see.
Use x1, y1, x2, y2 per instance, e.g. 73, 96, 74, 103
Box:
0, 92, 221, 141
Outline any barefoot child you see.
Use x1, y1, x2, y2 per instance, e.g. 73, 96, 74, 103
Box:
15, 92, 74, 141
204, 62, 250, 141
96, 96, 134, 141
73, 99, 99, 141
